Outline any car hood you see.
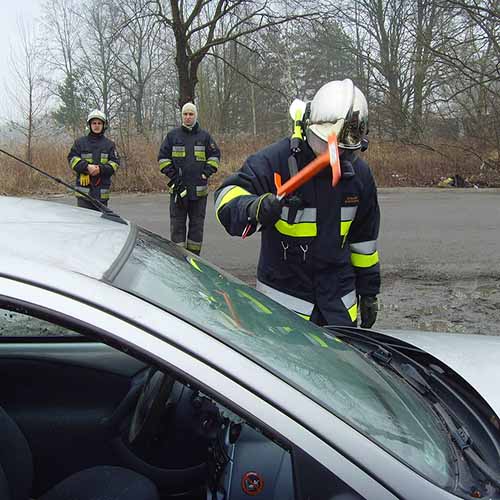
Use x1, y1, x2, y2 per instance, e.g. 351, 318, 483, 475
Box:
381, 329, 500, 417
0, 196, 132, 280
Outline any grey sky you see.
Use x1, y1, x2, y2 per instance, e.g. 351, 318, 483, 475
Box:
0, 0, 43, 122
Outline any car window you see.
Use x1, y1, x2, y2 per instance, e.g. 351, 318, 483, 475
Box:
113, 229, 455, 488
0, 308, 80, 338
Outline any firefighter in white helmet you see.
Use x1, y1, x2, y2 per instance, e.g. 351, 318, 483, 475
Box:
67, 109, 120, 210
215, 80, 380, 328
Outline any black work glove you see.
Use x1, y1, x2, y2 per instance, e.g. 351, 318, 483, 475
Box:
168, 179, 187, 204
201, 164, 215, 180
359, 295, 378, 329
162, 166, 179, 183
247, 193, 282, 227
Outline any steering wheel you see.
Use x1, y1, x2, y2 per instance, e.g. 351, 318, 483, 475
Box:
128, 367, 175, 446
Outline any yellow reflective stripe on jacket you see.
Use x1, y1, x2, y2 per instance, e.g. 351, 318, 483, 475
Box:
341, 290, 358, 322
172, 146, 185, 158
340, 206, 357, 245
194, 146, 206, 161
159, 158, 172, 171
215, 185, 252, 222
275, 207, 317, 237
340, 220, 353, 237
351, 250, 379, 268
275, 220, 317, 237
70, 156, 82, 169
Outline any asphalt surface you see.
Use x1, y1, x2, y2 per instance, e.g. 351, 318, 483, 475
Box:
52, 188, 500, 334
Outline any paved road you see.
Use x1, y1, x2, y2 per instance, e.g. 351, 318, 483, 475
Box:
53, 188, 500, 334
100, 188, 500, 279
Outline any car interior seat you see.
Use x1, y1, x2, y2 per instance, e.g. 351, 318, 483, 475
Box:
0, 405, 159, 500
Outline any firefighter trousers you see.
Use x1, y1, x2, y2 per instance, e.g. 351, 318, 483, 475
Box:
170, 195, 207, 255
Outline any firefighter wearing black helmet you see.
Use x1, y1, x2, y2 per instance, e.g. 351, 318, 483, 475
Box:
67, 109, 120, 210
215, 80, 380, 328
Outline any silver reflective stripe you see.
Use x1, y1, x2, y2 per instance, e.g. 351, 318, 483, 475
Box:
194, 145, 205, 151
101, 153, 109, 159
350, 240, 377, 254
214, 185, 235, 213
341, 206, 357, 221
172, 146, 185, 152
256, 280, 314, 316
341, 290, 357, 309
281, 207, 317, 223
82, 153, 92, 159
100, 189, 109, 194
207, 156, 219, 163
196, 185, 208, 196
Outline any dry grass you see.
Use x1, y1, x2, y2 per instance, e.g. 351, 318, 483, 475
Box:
0, 135, 498, 196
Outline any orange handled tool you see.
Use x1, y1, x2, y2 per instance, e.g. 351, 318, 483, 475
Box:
277, 132, 340, 199
241, 133, 341, 238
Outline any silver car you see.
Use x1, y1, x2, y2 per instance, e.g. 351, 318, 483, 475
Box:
0, 195, 499, 500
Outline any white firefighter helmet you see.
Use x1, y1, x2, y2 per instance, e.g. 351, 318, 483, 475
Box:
305, 79, 368, 155
87, 109, 107, 127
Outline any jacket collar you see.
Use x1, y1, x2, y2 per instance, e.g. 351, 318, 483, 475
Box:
181, 122, 199, 133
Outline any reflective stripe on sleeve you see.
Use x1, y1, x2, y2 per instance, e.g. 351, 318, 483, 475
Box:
214, 185, 252, 221
350, 240, 377, 254
70, 156, 82, 169
158, 158, 172, 171
256, 280, 314, 316
351, 251, 379, 268
207, 156, 219, 170
108, 161, 119, 172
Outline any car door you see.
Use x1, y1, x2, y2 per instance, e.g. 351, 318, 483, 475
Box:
1, 275, 453, 500
0, 304, 146, 496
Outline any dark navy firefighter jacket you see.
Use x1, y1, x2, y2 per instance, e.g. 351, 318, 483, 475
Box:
158, 123, 220, 201
214, 138, 380, 326
68, 133, 120, 202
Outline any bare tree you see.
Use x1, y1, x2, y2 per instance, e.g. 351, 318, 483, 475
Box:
42, 0, 86, 137
110, 0, 171, 136
151, 0, 321, 107
6, 19, 47, 162
77, 0, 121, 118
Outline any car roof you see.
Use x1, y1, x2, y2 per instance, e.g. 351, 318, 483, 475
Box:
0, 196, 132, 280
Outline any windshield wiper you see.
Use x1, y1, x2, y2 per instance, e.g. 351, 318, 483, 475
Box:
0, 148, 127, 225
432, 402, 500, 489
331, 329, 500, 490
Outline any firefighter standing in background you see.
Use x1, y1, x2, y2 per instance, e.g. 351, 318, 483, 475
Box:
68, 109, 120, 210
214, 80, 380, 328
158, 102, 221, 255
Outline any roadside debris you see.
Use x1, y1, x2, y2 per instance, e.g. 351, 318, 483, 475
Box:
436, 174, 478, 189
